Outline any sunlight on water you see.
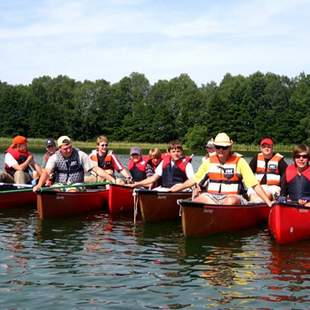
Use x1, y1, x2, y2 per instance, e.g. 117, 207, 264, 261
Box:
0, 153, 306, 309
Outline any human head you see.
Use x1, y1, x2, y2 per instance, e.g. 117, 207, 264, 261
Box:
57, 136, 72, 158
167, 140, 183, 161
149, 148, 162, 166
11, 135, 28, 151
293, 144, 310, 171
213, 132, 233, 162
130, 146, 142, 163
96, 135, 109, 153
205, 139, 215, 155
46, 138, 57, 154
259, 136, 274, 158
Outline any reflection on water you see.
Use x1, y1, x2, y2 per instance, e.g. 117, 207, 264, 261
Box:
0, 208, 310, 308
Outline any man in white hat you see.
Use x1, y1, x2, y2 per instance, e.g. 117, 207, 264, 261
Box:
170, 132, 272, 207
33, 136, 115, 191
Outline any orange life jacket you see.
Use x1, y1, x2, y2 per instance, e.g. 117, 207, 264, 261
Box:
90, 150, 114, 171
206, 153, 243, 195
255, 152, 283, 186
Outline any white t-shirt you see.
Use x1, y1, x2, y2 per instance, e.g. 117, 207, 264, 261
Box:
4, 153, 19, 168
155, 160, 194, 179
46, 149, 95, 173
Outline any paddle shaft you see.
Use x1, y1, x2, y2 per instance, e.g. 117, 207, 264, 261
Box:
0, 182, 33, 188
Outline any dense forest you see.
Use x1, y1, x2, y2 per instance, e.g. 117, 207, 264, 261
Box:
0, 71, 309, 148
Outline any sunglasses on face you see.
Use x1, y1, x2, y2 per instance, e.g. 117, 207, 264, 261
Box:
294, 154, 309, 159
214, 145, 229, 150
99, 144, 108, 147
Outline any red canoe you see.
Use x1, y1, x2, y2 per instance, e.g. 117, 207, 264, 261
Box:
108, 184, 134, 214
135, 189, 192, 222
269, 202, 310, 244
179, 199, 270, 237
0, 188, 36, 209
37, 188, 108, 219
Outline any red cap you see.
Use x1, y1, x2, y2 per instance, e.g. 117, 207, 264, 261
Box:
12, 135, 27, 146
260, 138, 273, 146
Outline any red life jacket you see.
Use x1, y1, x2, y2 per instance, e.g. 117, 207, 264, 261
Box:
4, 147, 31, 176
128, 156, 148, 181
285, 165, 310, 201
161, 154, 191, 188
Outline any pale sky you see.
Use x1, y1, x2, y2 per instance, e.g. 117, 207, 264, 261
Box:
0, 0, 309, 86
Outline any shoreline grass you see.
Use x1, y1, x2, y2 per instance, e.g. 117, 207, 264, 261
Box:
0, 137, 294, 154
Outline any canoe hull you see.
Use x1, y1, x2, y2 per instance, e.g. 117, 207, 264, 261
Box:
108, 184, 133, 214
137, 190, 192, 222
180, 200, 269, 237
269, 203, 310, 244
0, 190, 36, 209
37, 189, 108, 219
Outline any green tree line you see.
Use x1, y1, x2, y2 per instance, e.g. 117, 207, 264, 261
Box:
0, 71, 309, 149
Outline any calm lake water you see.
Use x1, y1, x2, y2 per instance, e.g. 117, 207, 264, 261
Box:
0, 153, 308, 309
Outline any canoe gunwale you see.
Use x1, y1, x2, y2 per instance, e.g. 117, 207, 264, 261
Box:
272, 202, 309, 210
134, 188, 191, 197
178, 199, 268, 209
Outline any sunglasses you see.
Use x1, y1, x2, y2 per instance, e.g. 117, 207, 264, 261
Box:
99, 143, 108, 147
214, 145, 229, 150
294, 154, 309, 159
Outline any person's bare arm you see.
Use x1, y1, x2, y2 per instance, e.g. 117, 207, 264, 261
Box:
253, 183, 272, 207
170, 179, 196, 192
92, 166, 115, 183
127, 174, 160, 188
33, 169, 50, 191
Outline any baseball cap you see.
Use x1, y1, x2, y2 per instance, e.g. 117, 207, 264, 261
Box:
57, 136, 71, 147
12, 135, 27, 146
130, 147, 142, 155
46, 138, 56, 147
260, 138, 273, 146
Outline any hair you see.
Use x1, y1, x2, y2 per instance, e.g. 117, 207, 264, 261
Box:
167, 140, 183, 152
258, 136, 275, 145
96, 135, 108, 145
292, 144, 310, 158
149, 148, 161, 159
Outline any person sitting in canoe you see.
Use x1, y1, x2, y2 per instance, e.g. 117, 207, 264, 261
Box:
248, 136, 287, 202
170, 133, 272, 207
43, 138, 57, 166
127, 147, 148, 182
280, 144, 310, 206
145, 148, 163, 188
202, 139, 216, 163
88, 135, 131, 183
33, 136, 115, 192
0, 135, 42, 185
127, 140, 194, 191
43, 138, 58, 186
